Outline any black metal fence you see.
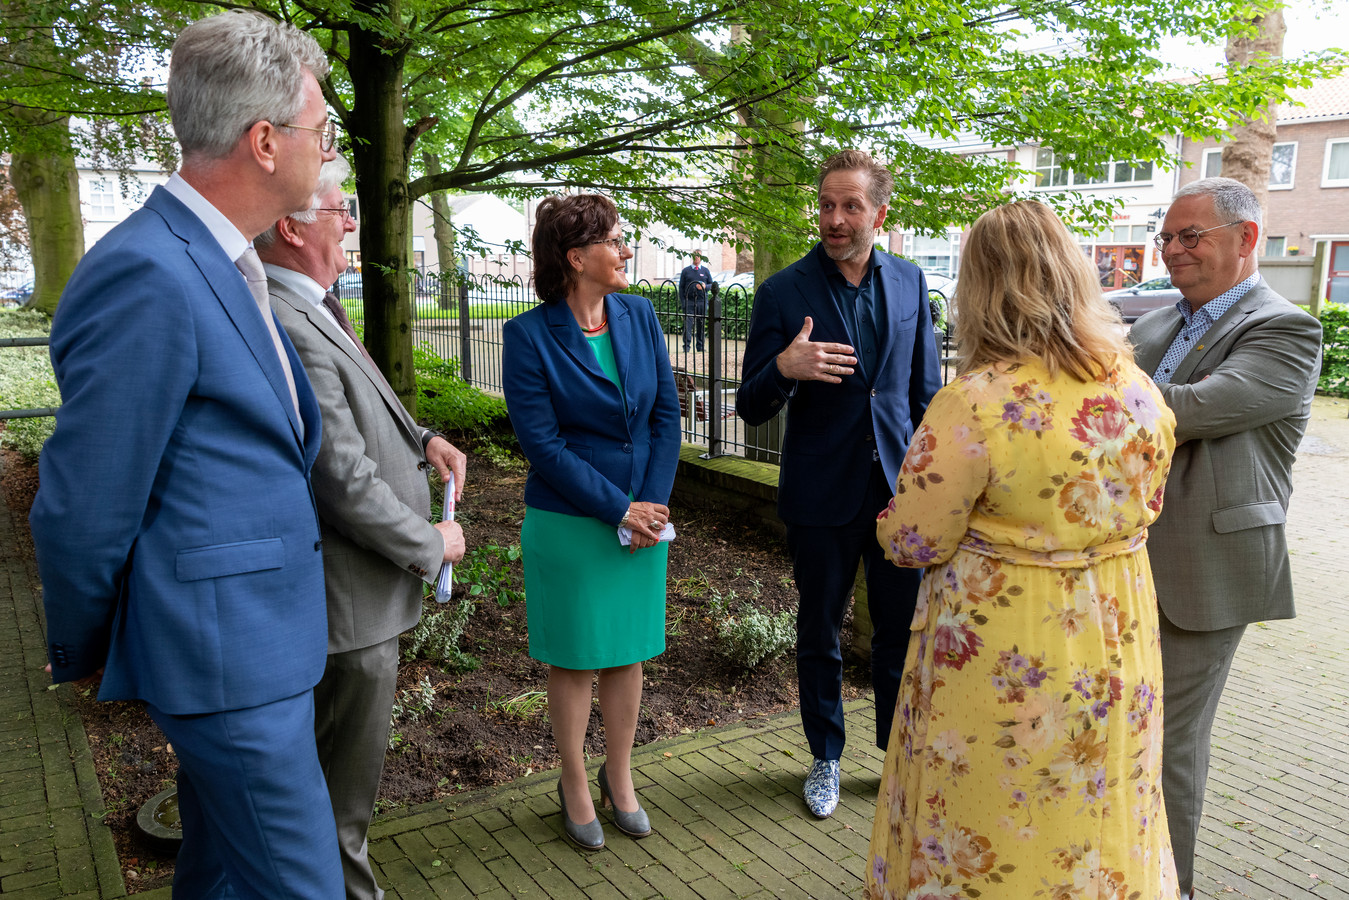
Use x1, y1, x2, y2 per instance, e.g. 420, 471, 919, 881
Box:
335, 270, 956, 463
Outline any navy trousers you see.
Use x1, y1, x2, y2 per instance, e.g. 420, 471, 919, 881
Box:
149, 690, 343, 899
786, 461, 922, 761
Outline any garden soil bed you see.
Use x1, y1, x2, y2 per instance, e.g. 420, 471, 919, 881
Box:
3, 441, 873, 894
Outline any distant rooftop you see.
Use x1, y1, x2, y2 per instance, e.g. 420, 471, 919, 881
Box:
1280, 73, 1349, 122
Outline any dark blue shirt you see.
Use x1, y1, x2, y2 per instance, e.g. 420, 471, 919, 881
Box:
824, 251, 885, 385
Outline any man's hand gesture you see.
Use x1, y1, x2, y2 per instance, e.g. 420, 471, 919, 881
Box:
773, 317, 856, 384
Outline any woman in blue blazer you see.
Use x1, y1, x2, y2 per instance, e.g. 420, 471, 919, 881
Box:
502, 194, 680, 851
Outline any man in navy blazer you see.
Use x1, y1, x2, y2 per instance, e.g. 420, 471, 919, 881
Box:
30, 12, 344, 898
737, 149, 941, 818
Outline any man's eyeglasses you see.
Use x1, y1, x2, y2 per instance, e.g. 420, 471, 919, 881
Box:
589, 237, 627, 252
1152, 221, 1243, 252
279, 120, 339, 153
316, 207, 356, 223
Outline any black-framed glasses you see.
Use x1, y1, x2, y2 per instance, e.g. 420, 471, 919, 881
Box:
1152, 221, 1243, 252
279, 120, 339, 152
589, 237, 627, 252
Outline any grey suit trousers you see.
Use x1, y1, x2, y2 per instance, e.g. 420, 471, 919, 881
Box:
314, 637, 400, 900
1159, 609, 1247, 896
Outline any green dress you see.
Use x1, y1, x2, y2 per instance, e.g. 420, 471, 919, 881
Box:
521, 331, 668, 670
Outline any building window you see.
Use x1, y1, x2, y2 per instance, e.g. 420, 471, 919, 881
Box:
1035, 148, 1067, 188
1323, 139, 1349, 187
1269, 142, 1297, 189
1202, 148, 1223, 179
1265, 236, 1286, 257
85, 180, 116, 220
1035, 149, 1153, 188
903, 231, 961, 276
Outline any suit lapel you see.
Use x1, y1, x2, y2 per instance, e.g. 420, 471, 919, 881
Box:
872, 254, 906, 377
1172, 283, 1264, 384
152, 190, 307, 447
790, 248, 850, 343
546, 299, 610, 383
1132, 308, 1184, 376
272, 287, 422, 446
608, 295, 635, 392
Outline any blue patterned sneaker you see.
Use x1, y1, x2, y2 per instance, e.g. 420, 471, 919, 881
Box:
803, 758, 840, 818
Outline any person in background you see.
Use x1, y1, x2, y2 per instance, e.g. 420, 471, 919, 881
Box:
1130, 176, 1322, 900
30, 11, 343, 897
867, 199, 1179, 898
257, 155, 467, 900
679, 250, 714, 352
736, 149, 941, 819
502, 194, 680, 851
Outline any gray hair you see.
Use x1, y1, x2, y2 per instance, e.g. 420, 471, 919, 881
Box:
167, 10, 330, 161
1173, 176, 1263, 229
254, 155, 351, 249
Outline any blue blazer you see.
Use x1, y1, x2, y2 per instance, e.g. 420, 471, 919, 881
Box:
736, 244, 942, 527
502, 292, 681, 525
30, 186, 328, 715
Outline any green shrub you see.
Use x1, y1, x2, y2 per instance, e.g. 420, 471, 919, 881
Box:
401, 597, 479, 672
387, 675, 438, 749
0, 310, 57, 461
414, 343, 510, 439
1320, 302, 1349, 398
716, 604, 796, 669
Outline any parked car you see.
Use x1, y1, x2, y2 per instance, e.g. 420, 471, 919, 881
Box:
1102, 276, 1183, 323
333, 270, 362, 300
712, 270, 754, 292
0, 280, 34, 308
924, 272, 956, 335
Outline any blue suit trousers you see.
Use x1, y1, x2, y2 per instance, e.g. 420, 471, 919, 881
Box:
786, 461, 921, 761
149, 690, 342, 899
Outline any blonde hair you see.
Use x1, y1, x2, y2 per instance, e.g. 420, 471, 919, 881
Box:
954, 200, 1130, 381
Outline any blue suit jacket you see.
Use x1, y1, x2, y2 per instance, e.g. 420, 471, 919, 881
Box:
501, 293, 681, 525
31, 185, 328, 715
736, 243, 941, 527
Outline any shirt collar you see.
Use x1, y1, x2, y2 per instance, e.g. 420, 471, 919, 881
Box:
163, 172, 249, 264
820, 244, 879, 286
261, 262, 328, 307
1176, 272, 1259, 326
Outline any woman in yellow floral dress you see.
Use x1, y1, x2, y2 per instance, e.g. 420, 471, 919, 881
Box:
868, 201, 1180, 900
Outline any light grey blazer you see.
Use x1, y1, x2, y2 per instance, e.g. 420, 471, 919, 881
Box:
270, 283, 444, 653
1130, 277, 1321, 632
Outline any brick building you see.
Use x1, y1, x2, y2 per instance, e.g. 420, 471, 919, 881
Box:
1180, 75, 1349, 302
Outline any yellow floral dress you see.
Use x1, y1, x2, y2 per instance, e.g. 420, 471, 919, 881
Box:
868, 359, 1179, 900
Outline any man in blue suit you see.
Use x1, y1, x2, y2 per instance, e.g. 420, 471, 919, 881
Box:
737, 149, 941, 818
678, 250, 714, 352
30, 11, 343, 898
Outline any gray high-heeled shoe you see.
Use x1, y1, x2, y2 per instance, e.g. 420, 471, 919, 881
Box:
597, 763, 652, 838
557, 778, 604, 850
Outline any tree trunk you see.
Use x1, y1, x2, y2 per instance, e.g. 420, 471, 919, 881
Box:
10, 117, 84, 315
347, 9, 416, 415
421, 151, 457, 310
1221, 4, 1286, 228
749, 105, 806, 287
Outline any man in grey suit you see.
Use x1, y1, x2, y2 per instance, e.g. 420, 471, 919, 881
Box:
257, 156, 467, 900
1130, 176, 1321, 899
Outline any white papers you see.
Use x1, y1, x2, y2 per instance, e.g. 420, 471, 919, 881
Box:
434, 473, 455, 603
617, 522, 676, 546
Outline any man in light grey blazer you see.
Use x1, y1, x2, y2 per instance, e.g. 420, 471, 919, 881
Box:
257, 156, 467, 900
1130, 177, 1321, 899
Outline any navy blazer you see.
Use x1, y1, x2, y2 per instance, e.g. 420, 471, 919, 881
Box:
30, 186, 328, 715
736, 244, 941, 527
502, 292, 681, 526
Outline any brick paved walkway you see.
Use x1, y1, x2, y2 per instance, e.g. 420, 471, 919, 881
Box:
4, 396, 1348, 899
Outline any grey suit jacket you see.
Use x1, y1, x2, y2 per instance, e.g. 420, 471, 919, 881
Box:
270, 282, 444, 653
1130, 277, 1321, 631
